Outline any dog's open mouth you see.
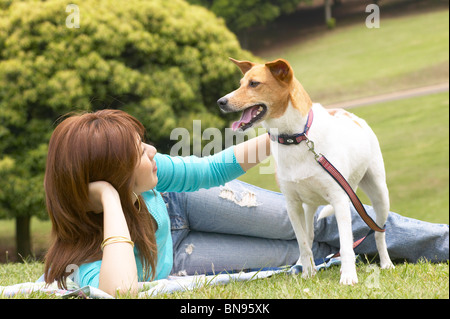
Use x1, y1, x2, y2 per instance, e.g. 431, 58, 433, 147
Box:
232, 104, 267, 131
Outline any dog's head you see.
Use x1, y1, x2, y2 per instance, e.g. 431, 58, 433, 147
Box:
218, 58, 312, 131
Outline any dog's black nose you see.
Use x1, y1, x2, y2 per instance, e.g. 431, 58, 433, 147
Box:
217, 97, 228, 107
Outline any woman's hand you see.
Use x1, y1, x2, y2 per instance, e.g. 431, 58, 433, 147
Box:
234, 133, 271, 171
87, 181, 118, 213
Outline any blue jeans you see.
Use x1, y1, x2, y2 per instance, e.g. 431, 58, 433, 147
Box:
163, 180, 449, 275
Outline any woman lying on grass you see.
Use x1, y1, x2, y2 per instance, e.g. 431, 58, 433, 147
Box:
43, 109, 449, 297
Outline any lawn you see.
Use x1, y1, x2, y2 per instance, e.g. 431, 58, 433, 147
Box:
262, 9, 449, 105
0, 5, 448, 299
161, 259, 449, 299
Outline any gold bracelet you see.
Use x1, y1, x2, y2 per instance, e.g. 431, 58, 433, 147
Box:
101, 236, 134, 251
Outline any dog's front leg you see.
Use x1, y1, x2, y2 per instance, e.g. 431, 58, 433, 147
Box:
333, 198, 358, 285
285, 196, 317, 279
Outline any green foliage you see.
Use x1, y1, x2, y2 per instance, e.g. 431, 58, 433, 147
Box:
0, 0, 255, 221
326, 17, 336, 29
187, 0, 308, 33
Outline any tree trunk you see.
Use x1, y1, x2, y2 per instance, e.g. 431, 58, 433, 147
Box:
324, 0, 336, 29
324, 0, 332, 23
16, 215, 32, 261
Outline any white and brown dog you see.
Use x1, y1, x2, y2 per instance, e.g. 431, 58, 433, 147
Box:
218, 58, 394, 285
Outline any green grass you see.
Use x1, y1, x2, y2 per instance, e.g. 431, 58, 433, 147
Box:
0, 260, 45, 286
263, 9, 449, 105
160, 260, 449, 299
2, 258, 447, 299
353, 93, 449, 224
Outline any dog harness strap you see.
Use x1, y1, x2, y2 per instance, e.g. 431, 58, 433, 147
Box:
317, 155, 386, 233
268, 109, 314, 145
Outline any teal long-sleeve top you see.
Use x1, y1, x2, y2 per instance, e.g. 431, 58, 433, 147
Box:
76, 146, 245, 288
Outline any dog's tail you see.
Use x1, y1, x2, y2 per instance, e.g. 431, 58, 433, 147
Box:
317, 205, 334, 220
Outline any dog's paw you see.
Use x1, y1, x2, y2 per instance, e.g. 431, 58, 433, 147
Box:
340, 269, 358, 285
301, 266, 317, 279
380, 261, 395, 270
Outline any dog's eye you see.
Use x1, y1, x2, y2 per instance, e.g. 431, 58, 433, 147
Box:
249, 81, 260, 88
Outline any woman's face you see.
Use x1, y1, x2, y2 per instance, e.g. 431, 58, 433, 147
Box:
133, 142, 158, 194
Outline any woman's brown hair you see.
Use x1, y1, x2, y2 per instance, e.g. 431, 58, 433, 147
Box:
44, 109, 157, 288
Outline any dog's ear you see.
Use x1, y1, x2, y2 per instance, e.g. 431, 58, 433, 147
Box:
290, 79, 313, 117
265, 59, 293, 84
229, 57, 255, 74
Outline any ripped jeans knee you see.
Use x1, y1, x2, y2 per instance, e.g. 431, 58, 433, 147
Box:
218, 182, 261, 207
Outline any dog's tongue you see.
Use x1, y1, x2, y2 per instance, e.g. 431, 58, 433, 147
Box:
232, 106, 258, 131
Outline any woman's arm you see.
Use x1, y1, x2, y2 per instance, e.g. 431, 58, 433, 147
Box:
155, 134, 271, 193
88, 181, 138, 297
234, 133, 271, 172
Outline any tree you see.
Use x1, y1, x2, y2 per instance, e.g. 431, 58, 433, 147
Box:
187, 0, 310, 33
0, 0, 256, 259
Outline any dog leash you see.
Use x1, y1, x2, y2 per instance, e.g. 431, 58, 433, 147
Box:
305, 140, 385, 259
305, 141, 385, 258
304, 137, 386, 233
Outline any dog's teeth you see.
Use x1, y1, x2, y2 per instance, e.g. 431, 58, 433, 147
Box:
258, 106, 263, 111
